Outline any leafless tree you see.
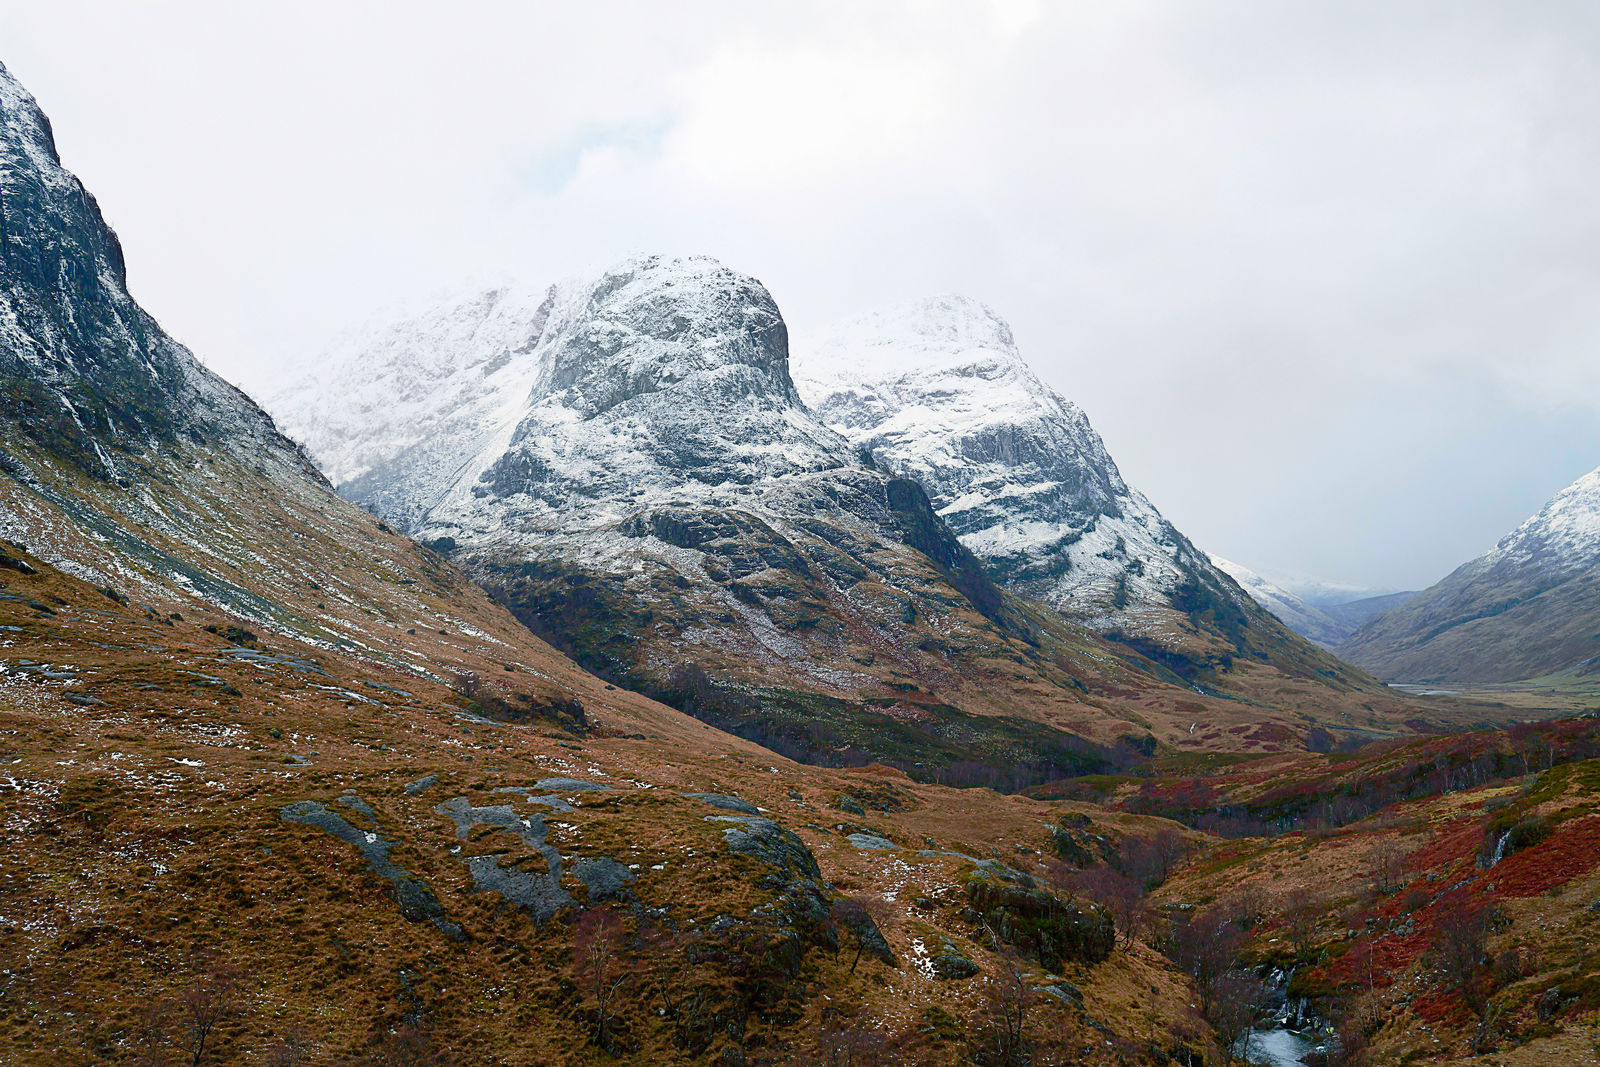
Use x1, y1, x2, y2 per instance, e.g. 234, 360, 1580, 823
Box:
1208, 972, 1268, 1065
1077, 865, 1147, 949
176, 959, 236, 1066
1370, 838, 1405, 896
574, 906, 631, 1052
1429, 901, 1493, 1017
969, 947, 1032, 1067
830, 895, 889, 974
1330, 989, 1384, 1066
817, 1022, 889, 1066
262, 1025, 316, 1067
1168, 907, 1248, 1020
1284, 887, 1319, 960
1225, 884, 1268, 930
130, 999, 173, 1067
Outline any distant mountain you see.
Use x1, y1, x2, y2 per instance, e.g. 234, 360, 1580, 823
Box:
1209, 557, 1416, 649
1208, 557, 1347, 648
1321, 591, 1417, 632
791, 296, 1373, 694
1340, 466, 1600, 683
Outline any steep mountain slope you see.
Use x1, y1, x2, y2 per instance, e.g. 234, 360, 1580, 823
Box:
1209, 556, 1348, 648
1341, 465, 1600, 683
790, 296, 1374, 698
269, 258, 1452, 777
1, 62, 1233, 1065
0, 60, 667, 725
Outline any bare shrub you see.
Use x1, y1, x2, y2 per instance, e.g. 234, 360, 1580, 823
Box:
574, 907, 631, 1053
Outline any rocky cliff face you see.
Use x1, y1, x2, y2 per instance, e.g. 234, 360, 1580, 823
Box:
791, 296, 1353, 685
0, 60, 635, 714
0, 63, 298, 480
1341, 465, 1600, 683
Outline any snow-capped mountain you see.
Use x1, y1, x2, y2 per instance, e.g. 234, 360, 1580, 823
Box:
1211, 557, 1416, 649
791, 296, 1336, 677
1208, 557, 1348, 648
1341, 465, 1600, 683
275, 255, 1357, 773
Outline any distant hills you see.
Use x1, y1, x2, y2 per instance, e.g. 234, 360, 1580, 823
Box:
1209, 557, 1415, 649
1340, 465, 1600, 683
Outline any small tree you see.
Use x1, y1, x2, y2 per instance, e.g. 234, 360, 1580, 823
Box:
1208, 972, 1267, 1065
130, 998, 174, 1067
969, 947, 1032, 1067
830, 896, 889, 973
574, 907, 630, 1053
1284, 887, 1319, 960
1370, 838, 1405, 896
1168, 907, 1248, 1019
1148, 828, 1190, 885
177, 959, 236, 1066
817, 1022, 888, 1066
1077, 865, 1146, 950
1429, 901, 1493, 1017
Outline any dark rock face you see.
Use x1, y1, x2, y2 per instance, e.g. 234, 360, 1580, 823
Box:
962, 872, 1114, 972
708, 816, 824, 881
0, 62, 305, 479
932, 943, 980, 980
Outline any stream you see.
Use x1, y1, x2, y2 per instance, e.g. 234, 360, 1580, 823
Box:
1240, 966, 1332, 1066
1242, 1027, 1317, 1066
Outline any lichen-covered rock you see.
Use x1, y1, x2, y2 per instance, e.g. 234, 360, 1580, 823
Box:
932, 942, 980, 980
685, 792, 760, 815
280, 801, 462, 940
708, 816, 823, 881
963, 873, 1114, 971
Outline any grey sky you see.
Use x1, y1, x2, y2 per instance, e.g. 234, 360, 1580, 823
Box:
3, 1, 1597, 592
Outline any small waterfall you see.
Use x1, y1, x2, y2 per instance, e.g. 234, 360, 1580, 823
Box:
1486, 829, 1512, 868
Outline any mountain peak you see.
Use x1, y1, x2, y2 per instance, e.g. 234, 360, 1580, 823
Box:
529, 254, 799, 420
1489, 464, 1600, 568
801, 294, 1020, 385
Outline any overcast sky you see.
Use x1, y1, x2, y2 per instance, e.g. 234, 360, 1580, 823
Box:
3, 1, 1598, 593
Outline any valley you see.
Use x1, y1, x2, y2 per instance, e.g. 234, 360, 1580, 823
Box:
1, 43, 1599, 1067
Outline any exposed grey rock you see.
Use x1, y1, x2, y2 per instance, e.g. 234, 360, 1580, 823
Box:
707, 816, 823, 880
685, 792, 760, 815
846, 833, 898, 851
434, 795, 573, 920
336, 793, 375, 820
572, 856, 636, 902
403, 774, 440, 796
932, 943, 979, 980
280, 801, 461, 940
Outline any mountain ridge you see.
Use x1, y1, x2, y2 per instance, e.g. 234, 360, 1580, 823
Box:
1340, 464, 1600, 683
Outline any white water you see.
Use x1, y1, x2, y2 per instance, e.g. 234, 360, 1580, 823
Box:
1243, 1028, 1316, 1066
